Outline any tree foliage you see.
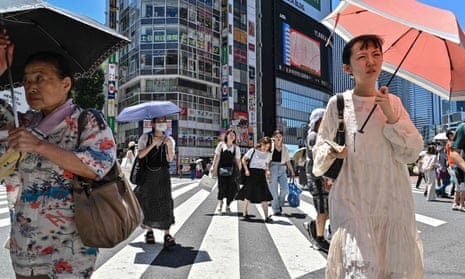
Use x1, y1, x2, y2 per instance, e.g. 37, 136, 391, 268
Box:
72, 68, 106, 110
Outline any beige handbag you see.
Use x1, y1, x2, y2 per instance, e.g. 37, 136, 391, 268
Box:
73, 109, 143, 248
73, 161, 143, 248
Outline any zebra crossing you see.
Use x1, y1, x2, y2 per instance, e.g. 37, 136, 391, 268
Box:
0, 185, 10, 228
93, 180, 328, 279
0, 179, 448, 279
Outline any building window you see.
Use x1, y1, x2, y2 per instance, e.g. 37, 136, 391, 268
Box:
154, 6, 165, 17
154, 56, 165, 68
145, 5, 152, 17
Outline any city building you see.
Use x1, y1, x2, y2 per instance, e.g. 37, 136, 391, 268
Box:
258, 0, 333, 152
112, 0, 223, 170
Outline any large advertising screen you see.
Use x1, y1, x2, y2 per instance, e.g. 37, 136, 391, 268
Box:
275, 1, 332, 93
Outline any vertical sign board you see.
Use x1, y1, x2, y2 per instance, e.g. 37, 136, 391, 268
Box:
247, 0, 257, 145
107, 60, 117, 132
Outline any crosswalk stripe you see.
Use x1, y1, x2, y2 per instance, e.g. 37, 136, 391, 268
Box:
0, 207, 8, 214
93, 188, 211, 278
171, 182, 199, 197
415, 213, 446, 227
187, 202, 240, 279
0, 218, 10, 228
0, 200, 7, 206
255, 205, 327, 278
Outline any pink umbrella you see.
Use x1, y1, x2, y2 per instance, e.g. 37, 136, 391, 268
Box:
323, 0, 465, 131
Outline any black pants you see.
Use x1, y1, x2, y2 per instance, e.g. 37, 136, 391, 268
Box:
415, 172, 425, 188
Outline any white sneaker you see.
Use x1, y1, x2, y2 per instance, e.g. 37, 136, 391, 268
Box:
452, 204, 460, 211
460, 206, 465, 212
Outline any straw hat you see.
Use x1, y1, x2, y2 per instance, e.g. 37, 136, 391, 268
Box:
128, 141, 136, 147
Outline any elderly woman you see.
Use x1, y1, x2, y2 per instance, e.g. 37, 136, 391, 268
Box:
0, 31, 116, 278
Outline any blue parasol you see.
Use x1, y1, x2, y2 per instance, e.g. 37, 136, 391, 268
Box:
116, 101, 182, 122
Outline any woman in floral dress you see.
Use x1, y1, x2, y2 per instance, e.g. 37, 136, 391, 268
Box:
0, 32, 116, 278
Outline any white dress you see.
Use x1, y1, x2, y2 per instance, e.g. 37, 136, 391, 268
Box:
313, 90, 424, 278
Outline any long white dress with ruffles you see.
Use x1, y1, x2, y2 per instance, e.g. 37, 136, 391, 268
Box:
313, 90, 424, 278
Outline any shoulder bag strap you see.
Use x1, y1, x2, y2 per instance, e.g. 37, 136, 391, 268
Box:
335, 94, 345, 145
336, 94, 344, 132
247, 149, 256, 168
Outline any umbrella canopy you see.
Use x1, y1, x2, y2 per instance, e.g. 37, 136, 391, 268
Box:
433, 132, 447, 141
116, 101, 182, 122
322, 0, 465, 101
0, 0, 130, 89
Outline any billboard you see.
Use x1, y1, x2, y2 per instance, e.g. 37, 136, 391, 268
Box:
275, 1, 332, 93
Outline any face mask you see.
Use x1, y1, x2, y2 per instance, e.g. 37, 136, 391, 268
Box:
155, 123, 167, 132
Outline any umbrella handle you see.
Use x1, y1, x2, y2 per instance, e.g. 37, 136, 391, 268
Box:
4, 52, 19, 127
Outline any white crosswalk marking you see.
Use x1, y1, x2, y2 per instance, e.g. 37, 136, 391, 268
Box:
188, 202, 240, 279
256, 204, 327, 277
93, 188, 211, 278
0, 186, 10, 228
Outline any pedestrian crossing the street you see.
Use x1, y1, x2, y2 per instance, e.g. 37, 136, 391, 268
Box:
0, 179, 448, 279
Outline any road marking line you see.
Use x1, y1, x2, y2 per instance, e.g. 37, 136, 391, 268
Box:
415, 214, 446, 227
188, 202, 240, 279
256, 204, 327, 278
0, 217, 10, 228
93, 189, 210, 279
304, 190, 447, 227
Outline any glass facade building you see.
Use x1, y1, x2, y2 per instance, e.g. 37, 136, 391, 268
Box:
259, 0, 333, 149
114, 0, 223, 167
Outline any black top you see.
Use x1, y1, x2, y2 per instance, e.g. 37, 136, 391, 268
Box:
272, 149, 282, 162
146, 144, 169, 168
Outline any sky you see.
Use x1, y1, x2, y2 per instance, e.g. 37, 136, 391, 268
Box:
45, 0, 465, 30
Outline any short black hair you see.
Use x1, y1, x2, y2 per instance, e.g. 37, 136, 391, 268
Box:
342, 34, 383, 65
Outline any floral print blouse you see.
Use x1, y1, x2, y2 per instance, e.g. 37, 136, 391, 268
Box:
1, 104, 116, 278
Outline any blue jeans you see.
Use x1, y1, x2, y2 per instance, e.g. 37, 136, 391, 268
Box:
268, 162, 288, 213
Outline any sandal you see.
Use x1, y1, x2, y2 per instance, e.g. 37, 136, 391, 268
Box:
265, 217, 273, 224
163, 234, 176, 249
145, 231, 155, 244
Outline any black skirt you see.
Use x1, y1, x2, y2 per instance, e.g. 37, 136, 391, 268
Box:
135, 166, 175, 230
235, 168, 273, 203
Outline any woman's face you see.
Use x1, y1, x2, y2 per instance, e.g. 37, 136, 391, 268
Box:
273, 134, 283, 144
152, 117, 168, 132
259, 143, 270, 152
23, 61, 70, 115
226, 132, 236, 143
343, 41, 383, 84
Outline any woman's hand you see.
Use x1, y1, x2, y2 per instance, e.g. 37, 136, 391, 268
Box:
163, 136, 173, 149
328, 145, 348, 159
0, 29, 14, 76
8, 127, 42, 153
375, 86, 398, 124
